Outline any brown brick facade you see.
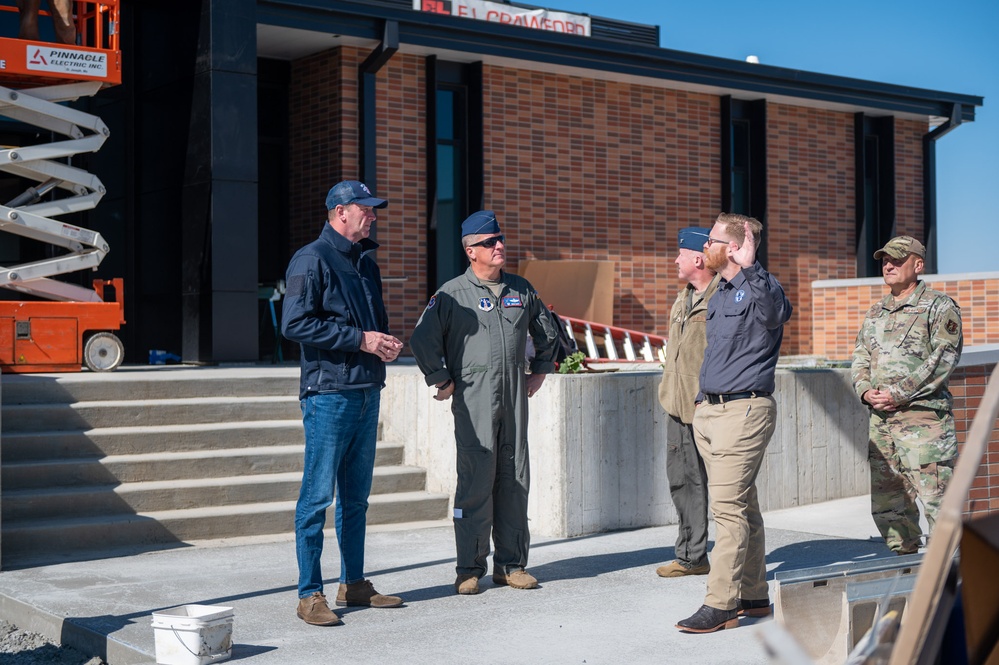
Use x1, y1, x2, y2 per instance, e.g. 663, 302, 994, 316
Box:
953, 365, 999, 518
284, 45, 997, 517
812, 275, 999, 361
284, 45, 968, 362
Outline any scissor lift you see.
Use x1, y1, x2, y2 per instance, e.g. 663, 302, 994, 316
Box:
0, 0, 124, 372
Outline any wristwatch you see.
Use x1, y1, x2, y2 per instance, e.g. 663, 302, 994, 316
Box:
436, 379, 452, 390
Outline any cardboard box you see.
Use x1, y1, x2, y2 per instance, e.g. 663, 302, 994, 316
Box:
519, 260, 615, 325
961, 513, 999, 664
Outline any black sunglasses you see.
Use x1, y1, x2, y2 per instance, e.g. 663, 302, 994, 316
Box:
469, 235, 504, 248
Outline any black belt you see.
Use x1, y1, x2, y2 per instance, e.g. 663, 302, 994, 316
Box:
703, 391, 771, 405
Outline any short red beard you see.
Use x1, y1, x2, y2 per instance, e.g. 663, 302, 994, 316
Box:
704, 245, 728, 272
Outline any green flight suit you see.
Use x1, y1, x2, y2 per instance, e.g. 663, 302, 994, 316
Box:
410, 267, 559, 578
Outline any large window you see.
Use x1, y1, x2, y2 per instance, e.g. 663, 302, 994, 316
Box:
855, 114, 895, 277
721, 97, 767, 266
426, 58, 483, 294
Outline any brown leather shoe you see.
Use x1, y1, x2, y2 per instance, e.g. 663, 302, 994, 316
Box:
737, 597, 772, 617
676, 604, 739, 633
455, 574, 480, 595
335, 580, 403, 608
492, 569, 538, 589
297, 592, 341, 626
656, 560, 710, 578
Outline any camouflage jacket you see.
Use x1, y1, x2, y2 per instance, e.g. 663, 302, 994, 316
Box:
851, 281, 963, 411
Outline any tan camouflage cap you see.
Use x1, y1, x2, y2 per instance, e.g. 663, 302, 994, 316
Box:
873, 235, 925, 260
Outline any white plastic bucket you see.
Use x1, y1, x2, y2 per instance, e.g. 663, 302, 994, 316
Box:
151, 604, 234, 665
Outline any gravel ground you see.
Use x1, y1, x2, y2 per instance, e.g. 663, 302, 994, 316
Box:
0, 620, 105, 665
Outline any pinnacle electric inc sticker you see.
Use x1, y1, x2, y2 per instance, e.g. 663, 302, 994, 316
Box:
26, 44, 107, 77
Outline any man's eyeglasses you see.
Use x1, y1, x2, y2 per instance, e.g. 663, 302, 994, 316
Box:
704, 236, 730, 247
470, 235, 504, 249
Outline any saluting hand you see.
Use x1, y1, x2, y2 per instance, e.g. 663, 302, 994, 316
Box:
732, 220, 757, 269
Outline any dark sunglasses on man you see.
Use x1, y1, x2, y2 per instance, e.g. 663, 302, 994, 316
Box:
470, 235, 504, 248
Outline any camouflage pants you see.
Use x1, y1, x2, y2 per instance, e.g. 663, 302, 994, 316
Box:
868, 407, 957, 553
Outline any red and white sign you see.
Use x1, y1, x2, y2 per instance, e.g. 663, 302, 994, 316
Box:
25, 45, 107, 77
415, 0, 591, 36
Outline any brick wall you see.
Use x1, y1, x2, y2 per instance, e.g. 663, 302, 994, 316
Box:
766, 104, 855, 355
811, 273, 999, 360
285, 47, 933, 359
479, 67, 721, 336
953, 364, 999, 518
287, 47, 427, 340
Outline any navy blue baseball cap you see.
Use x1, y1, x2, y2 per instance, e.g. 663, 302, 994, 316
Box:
461, 210, 501, 237
678, 227, 711, 251
325, 180, 387, 210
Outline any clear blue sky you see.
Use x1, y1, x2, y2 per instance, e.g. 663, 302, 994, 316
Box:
557, 0, 997, 275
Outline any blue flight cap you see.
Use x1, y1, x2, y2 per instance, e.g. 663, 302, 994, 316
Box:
325, 180, 388, 210
461, 210, 501, 237
678, 227, 711, 251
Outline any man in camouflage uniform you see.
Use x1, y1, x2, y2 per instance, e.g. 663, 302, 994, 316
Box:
851, 235, 963, 555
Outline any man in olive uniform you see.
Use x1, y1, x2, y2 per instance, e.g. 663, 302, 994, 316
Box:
655, 227, 720, 579
410, 210, 561, 596
852, 235, 963, 555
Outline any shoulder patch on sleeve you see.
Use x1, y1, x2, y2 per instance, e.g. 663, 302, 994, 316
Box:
425, 294, 437, 310
286, 274, 305, 297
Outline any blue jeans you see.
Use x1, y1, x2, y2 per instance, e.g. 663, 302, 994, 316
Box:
296, 388, 380, 598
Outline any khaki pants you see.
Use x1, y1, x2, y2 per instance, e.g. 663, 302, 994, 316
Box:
693, 395, 776, 610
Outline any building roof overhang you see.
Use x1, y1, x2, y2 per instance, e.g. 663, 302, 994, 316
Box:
258, 0, 982, 125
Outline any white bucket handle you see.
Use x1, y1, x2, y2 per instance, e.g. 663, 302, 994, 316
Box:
170, 625, 230, 661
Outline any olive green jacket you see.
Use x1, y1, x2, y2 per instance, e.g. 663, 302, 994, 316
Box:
658, 274, 720, 424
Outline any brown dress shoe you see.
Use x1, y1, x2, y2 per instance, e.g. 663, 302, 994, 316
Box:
297, 592, 341, 626
455, 574, 480, 595
737, 597, 772, 617
656, 560, 710, 578
335, 580, 403, 608
492, 569, 538, 589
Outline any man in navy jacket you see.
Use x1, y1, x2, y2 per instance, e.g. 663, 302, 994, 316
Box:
282, 180, 404, 626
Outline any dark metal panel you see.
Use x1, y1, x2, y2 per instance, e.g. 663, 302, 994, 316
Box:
211, 71, 259, 183
212, 181, 258, 293
720, 95, 732, 214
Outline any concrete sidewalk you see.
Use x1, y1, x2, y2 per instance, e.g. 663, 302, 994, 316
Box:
0, 495, 890, 665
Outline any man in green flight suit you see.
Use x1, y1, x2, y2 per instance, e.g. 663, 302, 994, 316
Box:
851, 235, 963, 555
410, 210, 561, 595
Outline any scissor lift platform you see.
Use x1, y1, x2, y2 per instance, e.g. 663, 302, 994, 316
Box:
0, 0, 124, 373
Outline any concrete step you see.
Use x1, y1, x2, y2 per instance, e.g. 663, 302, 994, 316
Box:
0, 367, 301, 404
0, 421, 303, 460
0, 365, 445, 564
2, 466, 431, 520
2, 396, 303, 433
0, 493, 452, 556
1, 445, 419, 490
0, 422, 405, 464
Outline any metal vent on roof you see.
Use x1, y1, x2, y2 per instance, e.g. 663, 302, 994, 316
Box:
589, 16, 659, 47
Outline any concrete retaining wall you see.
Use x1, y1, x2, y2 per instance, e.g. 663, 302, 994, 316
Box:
380, 365, 871, 538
